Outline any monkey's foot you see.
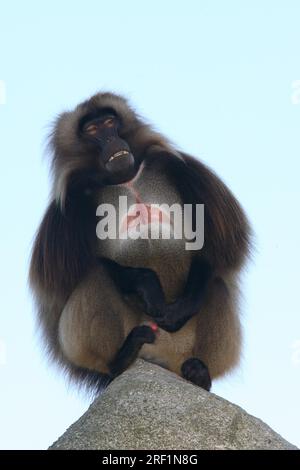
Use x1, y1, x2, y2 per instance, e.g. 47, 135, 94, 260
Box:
181, 357, 211, 391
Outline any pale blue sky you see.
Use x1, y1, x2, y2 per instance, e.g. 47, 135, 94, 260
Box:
0, 1, 300, 449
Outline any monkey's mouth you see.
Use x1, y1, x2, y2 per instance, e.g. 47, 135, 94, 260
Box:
105, 149, 135, 184
108, 150, 130, 163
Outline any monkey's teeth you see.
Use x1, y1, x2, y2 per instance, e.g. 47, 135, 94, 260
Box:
108, 150, 130, 162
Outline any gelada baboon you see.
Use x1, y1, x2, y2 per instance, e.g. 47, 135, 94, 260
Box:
29, 92, 251, 392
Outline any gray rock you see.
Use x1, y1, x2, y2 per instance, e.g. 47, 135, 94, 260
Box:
50, 359, 297, 450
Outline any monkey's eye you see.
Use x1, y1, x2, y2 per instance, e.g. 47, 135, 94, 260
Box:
81, 114, 119, 137
85, 123, 99, 136
83, 116, 117, 136
103, 117, 115, 127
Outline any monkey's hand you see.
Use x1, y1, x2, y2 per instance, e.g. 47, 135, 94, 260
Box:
118, 267, 166, 318
131, 325, 157, 344
153, 301, 188, 333
101, 258, 166, 316
133, 270, 166, 318
153, 258, 213, 333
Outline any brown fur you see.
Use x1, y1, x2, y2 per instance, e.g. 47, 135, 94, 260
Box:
29, 92, 251, 392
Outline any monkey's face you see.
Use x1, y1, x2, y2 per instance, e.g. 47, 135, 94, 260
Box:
78, 108, 135, 185
52, 92, 179, 210
52, 93, 145, 206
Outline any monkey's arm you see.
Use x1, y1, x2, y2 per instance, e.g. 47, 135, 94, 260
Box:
99, 257, 166, 309
101, 257, 212, 333
149, 258, 212, 333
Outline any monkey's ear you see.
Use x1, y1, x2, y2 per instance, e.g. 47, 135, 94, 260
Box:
173, 153, 251, 269
29, 198, 94, 297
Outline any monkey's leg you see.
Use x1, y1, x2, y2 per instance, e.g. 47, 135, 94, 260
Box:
108, 325, 156, 377
181, 357, 211, 391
